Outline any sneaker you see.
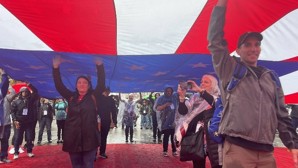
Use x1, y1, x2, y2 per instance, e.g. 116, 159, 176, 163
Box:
158, 139, 162, 143
173, 151, 179, 156
13, 154, 19, 160
1, 158, 12, 163
28, 153, 35, 158
8, 147, 15, 154
19, 147, 24, 153
37, 141, 41, 145
48, 140, 52, 144
153, 138, 156, 142
0, 160, 4, 164
125, 139, 128, 143
99, 153, 108, 159
163, 152, 168, 157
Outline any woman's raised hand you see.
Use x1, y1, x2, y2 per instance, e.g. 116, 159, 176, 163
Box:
53, 55, 62, 68
95, 57, 103, 66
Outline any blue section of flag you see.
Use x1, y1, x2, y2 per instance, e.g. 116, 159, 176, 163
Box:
0, 48, 297, 98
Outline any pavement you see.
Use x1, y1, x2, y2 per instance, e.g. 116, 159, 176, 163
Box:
8, 118, 286, 148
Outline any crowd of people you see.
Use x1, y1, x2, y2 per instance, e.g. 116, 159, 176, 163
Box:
1, 0, 298, 167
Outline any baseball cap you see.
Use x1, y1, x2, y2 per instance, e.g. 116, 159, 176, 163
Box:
237, 32, 263, 48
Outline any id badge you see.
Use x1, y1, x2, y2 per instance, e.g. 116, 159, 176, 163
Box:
43, 110, 47, 115
170, 104, 175, 110
22, 108, 28, 115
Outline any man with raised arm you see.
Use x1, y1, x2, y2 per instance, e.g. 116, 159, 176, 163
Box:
208, 0, 298, 167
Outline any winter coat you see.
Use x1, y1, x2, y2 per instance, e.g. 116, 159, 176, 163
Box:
53, 64, 105, 152
208, 6, 298, 148
11, 84, 39, 124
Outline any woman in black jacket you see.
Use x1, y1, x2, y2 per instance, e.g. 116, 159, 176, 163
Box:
177, 75, 222, 168
52, 56, 105, 168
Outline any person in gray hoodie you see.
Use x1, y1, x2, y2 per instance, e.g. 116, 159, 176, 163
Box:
208, 0, 298, 167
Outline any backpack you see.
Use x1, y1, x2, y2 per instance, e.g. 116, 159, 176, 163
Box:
208, 58, 281, 143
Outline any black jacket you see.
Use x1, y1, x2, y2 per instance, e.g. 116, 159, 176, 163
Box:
38, 103, 54, 120
97, 95, 117, 127
53, 64, 105, 152
11, 84, 39, 124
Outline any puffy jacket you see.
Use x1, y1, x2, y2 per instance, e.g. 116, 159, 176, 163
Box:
11, 84, 39, 124
208, 6, 298, 148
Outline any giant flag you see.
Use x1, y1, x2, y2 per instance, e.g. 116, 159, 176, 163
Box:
0, 0, 297, 103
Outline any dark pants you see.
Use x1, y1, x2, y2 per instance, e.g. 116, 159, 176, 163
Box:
0, 125, 11, 160
162, 129, 176, 152
56, 120, 65, 140
31, 119, 37, 142
69, 148, 97, 168
152, 112, 161, 140
38, 117, 52, 142
11, 123, 17, 145
193, 156, 207, 168
100, 124, 110, 155
125, 125, 133, 141
14, 122, 34, 154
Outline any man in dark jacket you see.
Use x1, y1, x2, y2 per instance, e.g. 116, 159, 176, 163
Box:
37, 98, 54, 144
11, 83, 39, 160
97, 87, 117, 159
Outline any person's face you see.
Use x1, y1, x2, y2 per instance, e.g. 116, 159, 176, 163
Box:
128, 95, 134, 101
236, 37, 261, 67
155, 93, 160, 98
200, 76, 212, 92
21, 91, 29, 97
142, 100, 147, 105
103, 90, 110, 96
165, 88, 173, 97
76, 78, 89, 94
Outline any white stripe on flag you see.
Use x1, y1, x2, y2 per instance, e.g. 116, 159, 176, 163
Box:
0, 5, 52, 51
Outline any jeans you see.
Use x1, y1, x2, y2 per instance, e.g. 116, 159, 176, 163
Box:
38, 117, 52, 142
69, 148, 97, 168
14, 122, 34, 154
140, 115, 148, 128
0, 125, 11, 160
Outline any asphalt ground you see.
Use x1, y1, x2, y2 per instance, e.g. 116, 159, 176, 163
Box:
8, 118, 285, 148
